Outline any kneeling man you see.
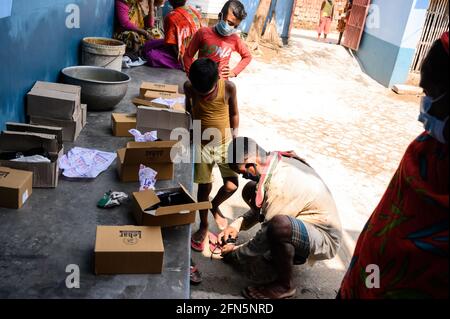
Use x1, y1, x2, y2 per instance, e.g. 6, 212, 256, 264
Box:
219, 137, 342, 299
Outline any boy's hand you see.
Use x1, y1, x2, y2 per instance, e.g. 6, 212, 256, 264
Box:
222, 65, 236, 78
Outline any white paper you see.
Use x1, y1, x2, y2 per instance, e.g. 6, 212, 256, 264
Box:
11, 155, 51, 163
139, 164, 158, 191
152, 97, 185, 109
22, 190, 28, 205
143, 209, 157, 216
58, 147, 116, 178
129, 129, 157, 142
122, 56, 147, 68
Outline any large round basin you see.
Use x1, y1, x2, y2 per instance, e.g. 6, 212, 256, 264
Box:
61, 66, 130, 111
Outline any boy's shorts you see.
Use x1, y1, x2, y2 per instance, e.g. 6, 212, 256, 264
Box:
194, 142, 238, 184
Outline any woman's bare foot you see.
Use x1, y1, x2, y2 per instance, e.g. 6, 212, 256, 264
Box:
211, 207, 228, 231
243, 283, 296, 299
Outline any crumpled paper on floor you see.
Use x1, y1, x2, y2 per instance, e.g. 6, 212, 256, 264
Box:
58, 147, 117, 178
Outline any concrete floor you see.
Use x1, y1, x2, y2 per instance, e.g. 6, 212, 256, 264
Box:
191, 29, 423, 299
0, 66, 193, 298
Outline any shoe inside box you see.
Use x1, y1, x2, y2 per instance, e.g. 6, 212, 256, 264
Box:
144, 188, 195, 211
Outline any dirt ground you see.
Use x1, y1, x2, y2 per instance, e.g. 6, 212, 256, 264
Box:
190, 29, 423, 299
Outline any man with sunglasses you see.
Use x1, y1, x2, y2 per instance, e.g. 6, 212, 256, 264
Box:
183, 0, 252, 80
218, 137, 342, 299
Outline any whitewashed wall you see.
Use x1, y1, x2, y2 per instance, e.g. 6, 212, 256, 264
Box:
187, 0, 228, 14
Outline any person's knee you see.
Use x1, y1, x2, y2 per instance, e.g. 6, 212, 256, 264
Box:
267, 215, 292, 242
224, 178, 238, 193
242, 181, 257, 204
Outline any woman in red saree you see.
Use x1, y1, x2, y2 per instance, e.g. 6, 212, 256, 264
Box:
145, 0, 202, 69
338, 33, 449, 299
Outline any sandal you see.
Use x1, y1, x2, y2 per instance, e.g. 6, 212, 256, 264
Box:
242, 286, 297, 299
191, 231, 219, 252
190, 265, 202, 285
191, 236, 205, 252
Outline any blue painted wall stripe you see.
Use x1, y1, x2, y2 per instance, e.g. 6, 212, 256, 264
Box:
390, 47, 416, 86
0, 0, 115, 130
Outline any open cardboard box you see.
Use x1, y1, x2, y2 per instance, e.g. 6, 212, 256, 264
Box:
94, 225, 164, 275
144, 90, 182, 100
132, 183, 212, 228
0, 123, 63, 188
136, 106, 191, 141
132, 97, 186, 113
0, 166, 33, 209
116, 140, 178, 182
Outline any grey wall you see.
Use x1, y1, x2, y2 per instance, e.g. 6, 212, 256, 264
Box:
0, 0, 115, 130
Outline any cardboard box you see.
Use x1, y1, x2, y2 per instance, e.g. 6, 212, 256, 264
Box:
140, 82, 178, 97
132, 184, 212, 228
81, 104, 87, 127
94, 225, 164, 275
136, 106, 191, 141
0, 124, 63, 188
0, 167, 33, 209
30, 106, 84, 142
144, 90, 182, 100
111, 113, 136, 137
133, 97, 186, 113
32, 81, 81, 98
5, 122, 63, 146
116, 141, 177, 182
27, 88, 80, 120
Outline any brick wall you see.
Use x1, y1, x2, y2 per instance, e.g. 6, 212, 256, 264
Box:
293, 0, 347, 30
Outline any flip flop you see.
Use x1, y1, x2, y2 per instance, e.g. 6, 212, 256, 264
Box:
191, 232, 219, 252
190, 265, 202, 285
191, 236, 205, 252
242, 286, 297, 299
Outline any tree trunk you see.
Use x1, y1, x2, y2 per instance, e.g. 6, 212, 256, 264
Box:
246, 0, 272, 43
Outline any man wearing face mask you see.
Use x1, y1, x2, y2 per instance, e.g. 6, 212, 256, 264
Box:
218, 137, 342, 299
183, 0, 252, 80
338, 32, 449, 299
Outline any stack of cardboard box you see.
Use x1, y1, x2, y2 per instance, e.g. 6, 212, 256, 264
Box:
0, 123, 64, 188
27, 81, 87, 142
132, 81, 186, 112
